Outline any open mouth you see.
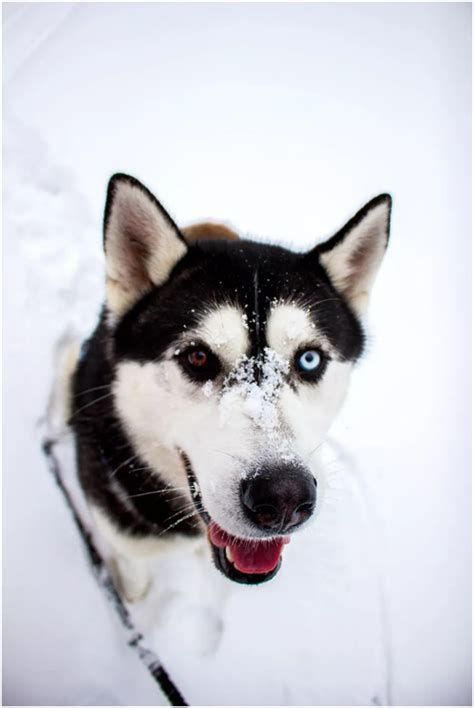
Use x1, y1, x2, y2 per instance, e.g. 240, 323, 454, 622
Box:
208, 520, 289, 585
181, 451, 289, 585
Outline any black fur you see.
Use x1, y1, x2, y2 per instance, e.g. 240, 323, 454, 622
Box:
71, 317, 202, 539
71, 178, 371, 542
114, 239, 365, 366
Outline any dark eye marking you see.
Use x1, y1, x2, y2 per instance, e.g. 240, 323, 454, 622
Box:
177, 345, 221, 382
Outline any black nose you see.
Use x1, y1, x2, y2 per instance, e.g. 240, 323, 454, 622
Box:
240, 466, 317, 533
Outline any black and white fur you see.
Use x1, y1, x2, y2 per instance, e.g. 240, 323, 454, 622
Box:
70, 174, 391, 598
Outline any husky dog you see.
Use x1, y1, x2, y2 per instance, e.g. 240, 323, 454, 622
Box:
70, 174, 391, 600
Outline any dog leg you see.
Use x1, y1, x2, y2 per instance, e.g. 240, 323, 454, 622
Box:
109, 554, 151, 603
46, 330, 81, 437
90, 506, 159, 602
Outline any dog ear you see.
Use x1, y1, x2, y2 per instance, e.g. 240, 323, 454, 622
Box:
103, 174, 188, 317
312, 194, 392, 316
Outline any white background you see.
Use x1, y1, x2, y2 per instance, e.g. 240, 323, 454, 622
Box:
3, 3, 471, 706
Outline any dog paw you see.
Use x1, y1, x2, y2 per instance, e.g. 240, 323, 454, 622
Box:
120, 575, 152, 604
109, 555, 152, 603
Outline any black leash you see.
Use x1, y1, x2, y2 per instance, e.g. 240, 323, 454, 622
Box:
42, 437, 189, 707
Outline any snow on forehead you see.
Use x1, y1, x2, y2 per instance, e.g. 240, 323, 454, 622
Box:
199, 305, 249, 361
266, 303, 316, 355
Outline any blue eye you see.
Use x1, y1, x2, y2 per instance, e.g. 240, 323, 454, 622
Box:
297, 349, 322, 373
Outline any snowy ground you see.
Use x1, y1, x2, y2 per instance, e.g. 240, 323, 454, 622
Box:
3, 3, 471, 706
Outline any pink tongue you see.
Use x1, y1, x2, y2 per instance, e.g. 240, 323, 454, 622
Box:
209, 521, 289, 575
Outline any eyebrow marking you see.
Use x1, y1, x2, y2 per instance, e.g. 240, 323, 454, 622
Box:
266, 303, 335, 359
185, 306, 249, 363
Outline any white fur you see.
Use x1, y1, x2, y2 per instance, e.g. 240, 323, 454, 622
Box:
91, 505, 205, 601
187, 305, 249, 364
91, 504, 204, 559
113, 302, 354, 541
47, 332, 81, 438
266, 303, 335, 358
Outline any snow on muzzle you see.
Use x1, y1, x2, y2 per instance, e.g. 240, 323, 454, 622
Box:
181, 349, 318, 584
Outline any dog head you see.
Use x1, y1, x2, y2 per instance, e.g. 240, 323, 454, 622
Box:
104, 174, 391, 583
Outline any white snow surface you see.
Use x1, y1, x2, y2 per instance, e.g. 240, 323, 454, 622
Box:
3, 4, 471, 706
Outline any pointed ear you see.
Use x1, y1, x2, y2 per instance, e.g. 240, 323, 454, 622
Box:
313, 194, 392, 316
103, 174, 188, 317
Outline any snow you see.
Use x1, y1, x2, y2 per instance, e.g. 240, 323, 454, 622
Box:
202, 381, 214, 399
220, 348, 297, 462
3, 3, 471, 706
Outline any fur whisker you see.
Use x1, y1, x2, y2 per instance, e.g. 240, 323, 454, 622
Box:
125, 486, 190, 500
69, 392, 115, 419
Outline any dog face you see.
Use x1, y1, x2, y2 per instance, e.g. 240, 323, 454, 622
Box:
104, 174, 391, 583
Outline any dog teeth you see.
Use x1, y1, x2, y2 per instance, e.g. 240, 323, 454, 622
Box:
225, 546, 234, 564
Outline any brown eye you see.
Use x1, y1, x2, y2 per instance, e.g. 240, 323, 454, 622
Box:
188, 350, 208, 368
178, 345, 221, 382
